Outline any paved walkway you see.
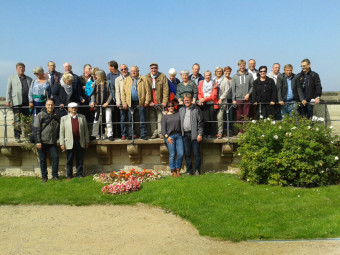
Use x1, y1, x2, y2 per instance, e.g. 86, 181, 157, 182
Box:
1, 205, 339, 255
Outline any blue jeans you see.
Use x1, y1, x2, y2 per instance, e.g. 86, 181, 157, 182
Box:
120, 108, 128, 136
165, 133, 184, 170
128, 104, 146, 137
183, 132, 201, 174
66, 140, 84, 178
281, 101, 296, 118
38, 143, 59, 178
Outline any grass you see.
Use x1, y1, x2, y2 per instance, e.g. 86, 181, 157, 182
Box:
1, 173, 340, 241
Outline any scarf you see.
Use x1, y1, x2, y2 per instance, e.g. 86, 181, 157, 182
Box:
60, 78, 72, 102
151, 73, 158, 89
203, 80, 214, 98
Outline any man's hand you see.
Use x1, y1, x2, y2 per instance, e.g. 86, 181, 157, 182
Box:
116, 103, 120, 108
6, 102, 10, 107
149, 102, 155, 107
123, 104, 128, 110
29, 102, 34, 109
197, 135, 202, 142
85, 143, 89, 149
36, 143, 42, 150
244, 94, 250, 101
233, 101, 237, 105
270, 101, 275, 105
315, 97, 320, 104
81, 99, 85, 103
61, 145, 65, 151
279, 101, 284, 106
60, 104, 64, 108
144, 104, 149, 108
167, 137, 174, 144
302, 100, 307, 106
103, 102, 108, 108
90, 102, 95, 108
162, 103, 166, 107
218, 99, 222, 104
253, 102, 258, 106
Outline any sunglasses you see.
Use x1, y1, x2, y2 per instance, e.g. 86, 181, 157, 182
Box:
120, 68, 127, 71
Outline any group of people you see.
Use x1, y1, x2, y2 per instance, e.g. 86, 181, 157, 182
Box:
5, 58, 322, 180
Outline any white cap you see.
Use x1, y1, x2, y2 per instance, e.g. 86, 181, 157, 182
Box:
68, 102, 78, 108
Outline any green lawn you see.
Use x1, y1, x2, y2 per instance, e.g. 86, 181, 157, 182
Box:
1, 174, 339, 241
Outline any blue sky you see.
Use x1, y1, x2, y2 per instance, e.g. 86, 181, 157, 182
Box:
1, 0, 339, 97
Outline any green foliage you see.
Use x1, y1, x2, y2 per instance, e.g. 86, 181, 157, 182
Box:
236, 114, 340, 187
14, 113, 35, 150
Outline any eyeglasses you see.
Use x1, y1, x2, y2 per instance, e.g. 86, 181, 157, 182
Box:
168, 105, 174, 108
120, 68, 127, 71
150, 67, 158, 70
259, 70, 267, 73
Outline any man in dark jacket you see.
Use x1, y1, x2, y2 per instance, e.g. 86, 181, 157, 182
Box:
189, 63, 204, 86
179, 93, 204, 176
296, 59, 322, 119
33, 98, 60, 182
276, 64, 304, 118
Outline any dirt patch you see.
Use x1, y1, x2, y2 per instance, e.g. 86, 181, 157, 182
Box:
1, 205, 339, 255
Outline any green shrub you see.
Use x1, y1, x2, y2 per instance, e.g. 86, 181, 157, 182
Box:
236, 114, 340, 187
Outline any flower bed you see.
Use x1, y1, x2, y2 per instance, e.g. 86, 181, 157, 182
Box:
94, 169, 162, 195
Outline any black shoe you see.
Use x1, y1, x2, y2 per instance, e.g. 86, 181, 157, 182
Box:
52, 177, 60, 181
141, 136, 148, 140
42, 178, 48, 183
108, 136, 114, 141
90, 136, 96, 141
127, 136, 132, 140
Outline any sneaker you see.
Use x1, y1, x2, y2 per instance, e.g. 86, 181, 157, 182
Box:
216, 134, 222, 139
141, 136, 148, 140
151, 134, 158, 139
121, 136, 126, 140
159, 134, 164, 139
195, 171, 200, 176
108, 136, 114, 141
42, 178, 48, 183
52, 177, 60, 181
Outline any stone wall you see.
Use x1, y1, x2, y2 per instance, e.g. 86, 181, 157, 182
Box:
0, 92, 339, 177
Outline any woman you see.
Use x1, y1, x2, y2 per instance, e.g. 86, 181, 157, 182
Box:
216, 66, 233, 138
89, 70, 114, 141
161, 102, 183, 178
198, 70, 219, 138
85, 67, 99, 100
176, 70, 198, 105
52, 72, 74, 117
168, 68, 180, 86
29, 67, 51, 116
252, 66, 277, 118
167, 68, 180, 106
213, 66, 224, 86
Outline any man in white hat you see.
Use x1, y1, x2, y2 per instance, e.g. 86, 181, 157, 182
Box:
60, 102, 89, 180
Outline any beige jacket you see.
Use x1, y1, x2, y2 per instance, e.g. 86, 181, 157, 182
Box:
144, 72, 169, 105
115, 74, 129, 106
121, 75, 150, 107
59, 114, 89, 150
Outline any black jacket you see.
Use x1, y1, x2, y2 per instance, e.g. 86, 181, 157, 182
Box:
276, 73, 304, 102
252, 77, 277, 103
296, 69, 322, 102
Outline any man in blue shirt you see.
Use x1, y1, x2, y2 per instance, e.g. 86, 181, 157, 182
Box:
107, 60, 120, 137
276, 64, 304, 118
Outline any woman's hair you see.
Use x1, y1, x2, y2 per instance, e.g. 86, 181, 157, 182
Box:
91, 67, 99, 75
180, 70, 190, 76
224, 66, 232, 72
95, 70, 107, 83
33, 66, 44, 74
204, 70, 212, 76
214, 66, 223, 74
258, 66, 268, 72
62, 73, 73, 83
168, 68, 177, 76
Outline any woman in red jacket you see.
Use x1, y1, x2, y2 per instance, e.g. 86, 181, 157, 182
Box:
197, 70, 219, 138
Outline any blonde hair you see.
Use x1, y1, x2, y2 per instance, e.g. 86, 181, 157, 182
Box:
62, 73, 73, 83
95, 70, 107, 84
238, 59, 246, 66
33, 66, 44, 74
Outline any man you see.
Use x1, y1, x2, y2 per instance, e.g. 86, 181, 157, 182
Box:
267, 63, 281, 84
6, 62, 33, 142
296, 59, 322, 119
60, 102, 89, 180
107, 60, 120, 137
121, 66, 150, 140
63, 62, 83, 104
276, 64, 304, 118
179, 93, 204, 176
45, 61, 61, 91
231, 59, 254, 123
115, 64, 130, 140
247, 59, 258, 80
33, 98, 60, 182
189, 63, 204, 86
79, 64, 93, 122
145, 63, 168, 139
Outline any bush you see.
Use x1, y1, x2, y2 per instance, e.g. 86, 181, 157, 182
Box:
236, 114, 340, 187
